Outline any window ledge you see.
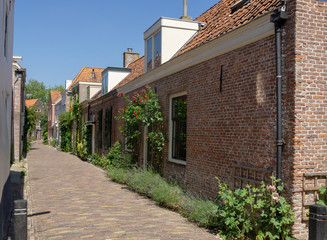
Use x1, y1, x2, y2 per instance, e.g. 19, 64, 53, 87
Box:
168, 158, 186, 166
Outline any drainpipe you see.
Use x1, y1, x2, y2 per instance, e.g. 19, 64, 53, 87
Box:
270, 6, 288, 186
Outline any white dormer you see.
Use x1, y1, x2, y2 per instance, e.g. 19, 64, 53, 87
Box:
101, 67, 132, 95
144, 17, 204, 72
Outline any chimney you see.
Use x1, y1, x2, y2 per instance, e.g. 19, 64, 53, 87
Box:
180, 0, 192, 20
123, 48, 139, 68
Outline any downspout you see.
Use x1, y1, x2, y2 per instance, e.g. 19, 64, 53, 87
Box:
270, 5, 288, 186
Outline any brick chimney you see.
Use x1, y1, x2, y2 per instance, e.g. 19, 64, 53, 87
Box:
123, 48, 139, 68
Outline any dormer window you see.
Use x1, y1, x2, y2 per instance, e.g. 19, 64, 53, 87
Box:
144, 18, 204, 73
146, 31, 161, 71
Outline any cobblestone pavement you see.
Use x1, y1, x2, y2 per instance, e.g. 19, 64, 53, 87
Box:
27, 141, 217, 240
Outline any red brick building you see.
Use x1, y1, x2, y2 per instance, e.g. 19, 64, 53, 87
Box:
83, 0, 327, 238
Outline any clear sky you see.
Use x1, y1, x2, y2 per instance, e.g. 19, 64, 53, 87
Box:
13, 0, 218, 88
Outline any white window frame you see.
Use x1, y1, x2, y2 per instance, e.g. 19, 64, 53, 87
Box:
145, 30, 161, 72
168, 91, 187, 165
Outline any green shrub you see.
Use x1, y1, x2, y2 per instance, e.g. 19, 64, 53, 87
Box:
215, 177, 296, 240
43, 131, 48, 145
179, 196, 218, 227
317, 186, 327, 207
51, 138, 59, 148
58, 111, 72, 152
106, 167, 218, 228
107, 167, 129, 184
76, 142, 87, 160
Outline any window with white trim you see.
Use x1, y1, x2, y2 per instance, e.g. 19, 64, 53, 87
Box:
146, 31, 161, 72
169, 92, 187, 163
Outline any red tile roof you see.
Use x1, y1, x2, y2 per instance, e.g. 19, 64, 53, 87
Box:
110, 0, 282, 92
68, 67, 104, 90
25, 99, 38, 108
113, 56, 144, 90
179, 0, 282, 55
49, 90, 61, 104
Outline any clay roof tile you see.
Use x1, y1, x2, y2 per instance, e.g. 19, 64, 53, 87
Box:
68, 67, 105, 90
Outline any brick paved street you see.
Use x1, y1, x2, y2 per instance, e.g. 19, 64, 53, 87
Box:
26, 141, 216, 240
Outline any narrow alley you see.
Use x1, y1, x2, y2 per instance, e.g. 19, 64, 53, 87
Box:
26, 141, 216, 240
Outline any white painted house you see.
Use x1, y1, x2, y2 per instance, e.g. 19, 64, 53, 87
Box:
0, 0, 15, 238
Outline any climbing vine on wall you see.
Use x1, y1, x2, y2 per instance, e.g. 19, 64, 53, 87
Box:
115, 85, 165, 172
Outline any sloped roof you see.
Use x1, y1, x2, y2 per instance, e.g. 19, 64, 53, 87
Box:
25, 99, 38, 108
112, 0, 282, 92
179, 0, 282, 55
49, 90, 61, 104
113, 56, 144, 90
68, 67, 104, 90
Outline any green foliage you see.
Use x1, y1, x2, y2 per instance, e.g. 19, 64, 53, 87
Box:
317, 186, 327, 207
51, 138, 59, 148
25, 78, 64, 106
23, 106, 38, 154
25, 106, 40, 133
83, 123, 92, 157
58, 111, 72, 152
106, 167, 129, 184
76, 123, 91, 160
25, 79, 48, 105
40, 110, 49, 134
71, 99, 83, 154
116, 85, 166, 172
115, 86, 165, 171
90, 153, 102, 166
215, 177, 296, 240
89, 141, 134, 169
106, 142, 133, 169
106, 166, 217, 227
43, 131, 48, 145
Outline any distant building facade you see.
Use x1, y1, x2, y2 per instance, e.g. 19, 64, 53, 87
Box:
12, 56, 26, 161
25, 99, 44, 139
48, 91, 61, 143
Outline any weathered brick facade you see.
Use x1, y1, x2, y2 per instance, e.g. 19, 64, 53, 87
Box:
12, 63, 25, 161
82, 0, 326, 238
285, 0, 327, 238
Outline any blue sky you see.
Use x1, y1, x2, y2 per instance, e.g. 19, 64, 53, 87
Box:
14, 0, 218, 88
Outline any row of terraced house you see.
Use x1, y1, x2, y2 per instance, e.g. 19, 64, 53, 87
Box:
48, 0, 327, 239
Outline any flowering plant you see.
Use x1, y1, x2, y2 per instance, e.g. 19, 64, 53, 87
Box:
215, 177, 296, 240
115, 86, 165, 171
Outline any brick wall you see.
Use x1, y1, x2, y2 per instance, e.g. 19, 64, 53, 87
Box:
86, 3, 326, 237
13, 75, 23, 161
287, 0, 327, 238
90, 35, 278, 196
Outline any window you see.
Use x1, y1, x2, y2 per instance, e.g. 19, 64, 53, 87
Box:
104, 107, 112, 150
4, 5, 8, 58
146, 31, 161, 71
102, 75, 108, 95
154, 31, 161, 68
97, 110, 103, 151
169, 92, 187, 163
146, 38, 153, 71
